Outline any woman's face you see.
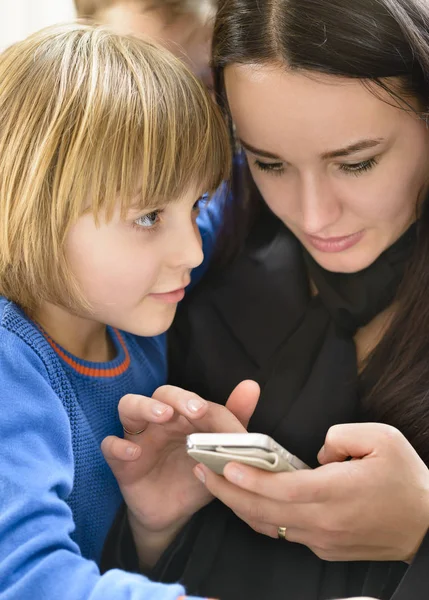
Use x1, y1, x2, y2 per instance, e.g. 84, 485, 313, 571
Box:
225, 65, 429, 272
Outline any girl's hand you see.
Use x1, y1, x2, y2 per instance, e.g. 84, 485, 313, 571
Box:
101, 381, 259, 564
194, 422, 429, 562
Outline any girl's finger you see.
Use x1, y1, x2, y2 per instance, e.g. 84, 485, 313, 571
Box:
101, 435, 142, 465
154, 385, 249, 433
118, 393, 174, 434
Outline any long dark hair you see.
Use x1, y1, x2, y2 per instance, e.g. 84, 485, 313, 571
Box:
212, 0, 429, 463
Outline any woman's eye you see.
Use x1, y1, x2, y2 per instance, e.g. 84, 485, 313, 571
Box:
339, 158, 378, 176
254, 159, 285, 175
134, 210, 160, 229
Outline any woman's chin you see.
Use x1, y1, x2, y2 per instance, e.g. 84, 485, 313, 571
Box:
305, 246, 381, 274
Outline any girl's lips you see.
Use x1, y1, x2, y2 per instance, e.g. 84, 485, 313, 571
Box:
149, 288, 186, 304
305, 230, 365, 253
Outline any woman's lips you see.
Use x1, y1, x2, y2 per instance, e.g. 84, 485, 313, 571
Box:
305, 230, 365, 253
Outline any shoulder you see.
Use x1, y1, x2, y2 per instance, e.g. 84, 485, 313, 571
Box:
0, 300, 74, 484
0, 298, 52, 378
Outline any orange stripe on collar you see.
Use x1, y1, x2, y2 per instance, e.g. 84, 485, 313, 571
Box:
43, 328, 130, 377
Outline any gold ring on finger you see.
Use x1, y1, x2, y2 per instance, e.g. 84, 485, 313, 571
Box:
277, 526, 287, 540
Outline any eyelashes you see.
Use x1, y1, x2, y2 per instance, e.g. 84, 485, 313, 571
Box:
254, 160, 285, 176
132, 195, 207, 233
338, 158, 378, 175
254, 157, 379, 177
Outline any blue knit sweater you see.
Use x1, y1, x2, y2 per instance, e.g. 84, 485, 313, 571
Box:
0, 198, 225, 600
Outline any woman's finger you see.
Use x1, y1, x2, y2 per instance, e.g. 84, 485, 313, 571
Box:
234, 512, 280, 538
222, 461, 335, 503
224, 380, 260, 428
233, 511, 308, 544
317, 422, 401, 464
194, 464, 288, 525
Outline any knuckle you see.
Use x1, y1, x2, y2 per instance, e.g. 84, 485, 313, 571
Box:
282, 483, 300, 503
247, 501, 265, 523
119, 394, 146, 417
384, 424, 402, 441
314, 516, 350, 554
281, 478, 323, 503
377, 423, 403, 451
317, 513, 339, 536
324, 424, 341, 447
311, 534, 336, 558
152, 384, 174, 397
312, 479, 330, 502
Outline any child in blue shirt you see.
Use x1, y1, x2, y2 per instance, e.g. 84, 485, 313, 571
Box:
0, 22, 230, 600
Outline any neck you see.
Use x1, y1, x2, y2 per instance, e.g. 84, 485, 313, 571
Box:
31, 302, 115, 362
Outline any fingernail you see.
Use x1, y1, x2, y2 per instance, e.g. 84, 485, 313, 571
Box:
225, 465, 244, 484
152, 402, 169, 417
126, 446, 137, 457
194, 465, 206, 483
187, 397, 206, 413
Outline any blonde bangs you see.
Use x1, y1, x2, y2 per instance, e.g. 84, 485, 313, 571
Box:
87, 33, 231, 219
0, 24, 230, 312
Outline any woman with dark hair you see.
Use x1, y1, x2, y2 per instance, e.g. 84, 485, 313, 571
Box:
102, 0, 429, 598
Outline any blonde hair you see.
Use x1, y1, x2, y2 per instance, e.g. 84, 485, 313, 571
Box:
0, 23, 230, 313
74, 0, 216, 22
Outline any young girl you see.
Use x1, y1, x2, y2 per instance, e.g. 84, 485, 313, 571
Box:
0, 22, 229, 599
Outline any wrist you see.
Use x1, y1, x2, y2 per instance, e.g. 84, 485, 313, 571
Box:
127, 509, 188, 570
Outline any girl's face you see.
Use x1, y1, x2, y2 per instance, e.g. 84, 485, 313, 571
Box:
225, 65, 429, 273
65, 188, 204, 336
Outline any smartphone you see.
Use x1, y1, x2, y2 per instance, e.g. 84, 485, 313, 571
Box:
186, 432, 310, 475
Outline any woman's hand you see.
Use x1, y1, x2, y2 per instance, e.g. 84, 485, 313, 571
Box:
193, 422, 429, 562
101, 380, 259, 566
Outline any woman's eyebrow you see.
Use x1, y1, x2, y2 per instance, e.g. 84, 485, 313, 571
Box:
238, 139, 282, 159
239, 137, 385, 161
321, 138, 385, 159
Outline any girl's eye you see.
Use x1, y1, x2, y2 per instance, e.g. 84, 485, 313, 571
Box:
254, 160, 285, 176
134, 210, 161, 229
339, 158, 378, 176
